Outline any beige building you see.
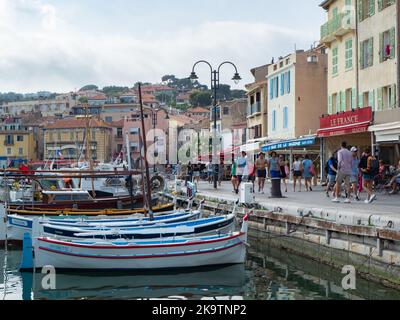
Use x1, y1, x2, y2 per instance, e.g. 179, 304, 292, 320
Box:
320, 0, 399, 163
266, 48, 328, 141
0, 117, 37, 168
245, 65, 269, 152
43, 118, 112, 163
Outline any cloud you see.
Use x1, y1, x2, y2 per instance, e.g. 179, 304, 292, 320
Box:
0, 0, 318, 93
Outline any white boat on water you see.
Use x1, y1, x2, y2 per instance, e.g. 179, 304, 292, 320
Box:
20, 213, 249, 271
7, 210, 202, 241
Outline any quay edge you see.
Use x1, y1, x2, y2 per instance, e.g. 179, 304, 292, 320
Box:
162, 193, 400, 290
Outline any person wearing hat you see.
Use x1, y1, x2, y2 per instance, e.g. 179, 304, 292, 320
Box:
350, 146, 360, 201
255, 152, 267, 194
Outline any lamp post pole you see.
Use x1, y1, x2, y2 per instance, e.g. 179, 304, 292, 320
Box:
190, 61, 241, 190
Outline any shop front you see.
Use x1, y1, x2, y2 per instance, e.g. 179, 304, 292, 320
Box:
317, 107, 373, 180
261, 136, 320, 180
369, 122, 400, 164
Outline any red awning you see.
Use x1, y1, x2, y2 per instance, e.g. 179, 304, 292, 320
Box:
317, 121, 371, 138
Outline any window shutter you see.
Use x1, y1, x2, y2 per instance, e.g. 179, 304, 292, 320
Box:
368, 38, 374, 67
358, 0, 363, 22
280, 74, 285, 96
328, 95, 333, 114
390, 27, 396, 59
392, 84, 397, 108
379, 32, 384, 62
360, 43, 365, 69
276, 77, 279, 97
368, 90, 375, 109
369, 0, 375, 17
359, 93, 364, 107
378, 0, 383, 11
336, 94, 340, 113
269, 79, 273, 100
341, 91, 346, 111
377, 87, 383, 110
352, 88, 357, 109
287, 71, 291, 94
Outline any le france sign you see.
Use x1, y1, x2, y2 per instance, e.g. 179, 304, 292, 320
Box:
317, 107, 373, 138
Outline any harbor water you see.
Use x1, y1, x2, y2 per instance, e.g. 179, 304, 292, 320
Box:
2, 239, 400, 300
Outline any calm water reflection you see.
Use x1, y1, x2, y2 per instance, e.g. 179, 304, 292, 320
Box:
1, 239, 400, 300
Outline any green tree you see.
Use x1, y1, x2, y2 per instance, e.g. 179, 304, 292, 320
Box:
79, 97, 88, 103
79, 85, 98, 91
102, 86, 129, 97
190, 91, 212, 107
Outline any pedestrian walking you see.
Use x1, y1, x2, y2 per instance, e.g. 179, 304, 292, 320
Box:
332, 141, 353, 203
231, 161, 239, 194
359, 147, 378, 204
350, 147, 360, 201
325, 153, 338, 198
292, 156, 303, 192
279, 155, 289, 193
302, 155, 314, 192
236, 151, 248, 187
193, 163, 201, 185
256, 152, 268, 194
206, 161, 213, 184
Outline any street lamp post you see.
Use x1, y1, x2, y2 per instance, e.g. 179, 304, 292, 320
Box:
189, 61, 241, 189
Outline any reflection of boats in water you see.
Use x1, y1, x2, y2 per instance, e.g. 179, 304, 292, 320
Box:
21, 264, 246, 300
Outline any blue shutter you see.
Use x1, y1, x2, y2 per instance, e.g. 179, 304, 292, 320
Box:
280, 74, 285, 96
287, 71, 291, 94
269, 79, 273, 100
272, 110, 276, 131
283, 107, 288, 129
275, 77, 279, 98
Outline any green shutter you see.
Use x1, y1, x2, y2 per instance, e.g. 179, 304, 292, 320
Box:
342, 91, 347, 111
377, 87, 383, 110
378, 0, 383, 11
390, 27, 396, 59
379, 32, 384, 62
360, 42, 365, 69
369, 0, 375, 17
359, 93, 364, 107
369, 90, 375, 109
328, 95, 333, 114
392, 84, 397, 109
358, 0, 363, 22
336, 94, 340, 113
368, 38, 374, 67
352, 88, 357, 109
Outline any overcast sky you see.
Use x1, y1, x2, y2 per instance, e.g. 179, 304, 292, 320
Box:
0, 0, 326, 93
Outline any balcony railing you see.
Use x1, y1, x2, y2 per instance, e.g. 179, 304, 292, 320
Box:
247, 102, 261, 117
320, 12, 354, 43
4, 140, 14, 146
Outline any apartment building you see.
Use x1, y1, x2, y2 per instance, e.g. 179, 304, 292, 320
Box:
245, 64, 269, 153
43, 118, 112, 163
0, 117, 36, 168
319, 0, 399, 163
266, 48, 328, 141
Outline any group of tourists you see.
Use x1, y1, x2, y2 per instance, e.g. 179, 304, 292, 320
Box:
230, 151, 316, 195
325, 141, 400, 204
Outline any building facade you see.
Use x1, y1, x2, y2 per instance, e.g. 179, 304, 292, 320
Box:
245, 64, 269, 152
319, 0, 399, 164
0, 117, 36, 168
267, 48, 328, 141
43, 118, 112, 163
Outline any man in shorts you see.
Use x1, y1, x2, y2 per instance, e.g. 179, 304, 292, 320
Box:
325, 153, 338, 197
350, 147, 360, 201
332, 141, 353, 204
255, 152, 267, 194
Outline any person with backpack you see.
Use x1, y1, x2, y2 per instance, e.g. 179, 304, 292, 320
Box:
359, 147, 377, 204
325, 153, 338, 197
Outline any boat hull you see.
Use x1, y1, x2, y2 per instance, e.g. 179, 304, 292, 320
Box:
33, 233, 247, 270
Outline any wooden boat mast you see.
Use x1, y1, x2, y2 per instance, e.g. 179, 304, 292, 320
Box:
138, 83, 153, 219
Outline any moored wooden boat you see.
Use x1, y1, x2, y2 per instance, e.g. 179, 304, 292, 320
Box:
20, 213, 249, 271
